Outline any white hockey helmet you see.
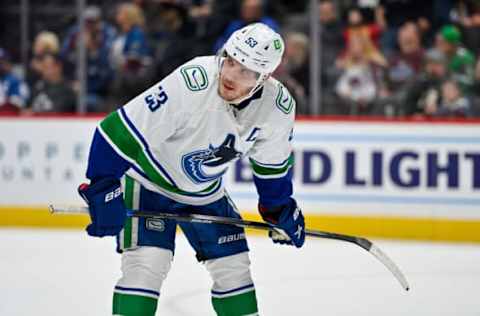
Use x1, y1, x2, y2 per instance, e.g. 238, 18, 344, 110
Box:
218, 23, 285, 103
224, 23, 285, 75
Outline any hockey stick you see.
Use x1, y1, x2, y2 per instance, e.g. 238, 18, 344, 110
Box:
49, 204, 410, 291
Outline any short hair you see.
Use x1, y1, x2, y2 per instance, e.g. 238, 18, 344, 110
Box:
286, 32, 308, 49
33, 31, 60, 54
83, 5, 101, 21
118, 3, 145, 27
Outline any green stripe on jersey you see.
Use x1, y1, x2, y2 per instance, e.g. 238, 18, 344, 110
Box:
99, 111, 220, 197
212, 290, 258, 316
249, 154, 294, 177
113, 292, 158, 316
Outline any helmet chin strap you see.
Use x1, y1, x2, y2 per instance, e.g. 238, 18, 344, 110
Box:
227, 73, 269, 105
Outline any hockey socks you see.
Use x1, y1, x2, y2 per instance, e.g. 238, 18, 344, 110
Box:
112, 288, 159, 316
112, 288, 258, 316
211, 285, 258, 316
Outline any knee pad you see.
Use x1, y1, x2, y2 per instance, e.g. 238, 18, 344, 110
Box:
205, 251, 253, 293
116, 246, 173, 295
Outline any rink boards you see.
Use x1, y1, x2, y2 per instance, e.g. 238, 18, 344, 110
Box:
0, 116, 479, 242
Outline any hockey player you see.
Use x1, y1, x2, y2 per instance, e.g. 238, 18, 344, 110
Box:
78, 22, 305, 316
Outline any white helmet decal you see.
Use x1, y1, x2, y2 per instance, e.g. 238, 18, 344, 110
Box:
224, 23, 285, 76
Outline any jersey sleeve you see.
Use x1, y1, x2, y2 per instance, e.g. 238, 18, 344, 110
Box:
86, 66, 189, 182
86, 129, 131, 181
248, 93, 295, 208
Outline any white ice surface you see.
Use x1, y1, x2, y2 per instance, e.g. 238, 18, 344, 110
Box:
1, 229, 479, 316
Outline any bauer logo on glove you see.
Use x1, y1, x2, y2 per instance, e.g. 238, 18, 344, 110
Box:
78, 178, 127, 237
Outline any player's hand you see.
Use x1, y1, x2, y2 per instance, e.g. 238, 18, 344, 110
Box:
78, 178, 126, 237
259, 198, 305, 248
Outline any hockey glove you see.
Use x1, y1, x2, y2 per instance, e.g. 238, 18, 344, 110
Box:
259, 198, 305, 248
78, 178, 126, 237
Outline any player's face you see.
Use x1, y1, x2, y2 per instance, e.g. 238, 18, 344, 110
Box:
218, 56, 259, 102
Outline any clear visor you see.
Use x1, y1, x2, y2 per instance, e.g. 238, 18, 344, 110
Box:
218, 50, 260, 82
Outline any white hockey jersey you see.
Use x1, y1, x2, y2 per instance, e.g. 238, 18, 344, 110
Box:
94, 56, 295, 205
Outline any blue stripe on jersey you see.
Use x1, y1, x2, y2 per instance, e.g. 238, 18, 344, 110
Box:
253, 168, 293, 207
114, 286, 160, 297
119, 107, 177, 187
211, 283, 254, 295
252, 156, 290, 168
86, 129, 131, 181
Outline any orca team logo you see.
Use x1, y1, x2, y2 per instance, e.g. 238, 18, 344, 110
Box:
182, 134, 241, 184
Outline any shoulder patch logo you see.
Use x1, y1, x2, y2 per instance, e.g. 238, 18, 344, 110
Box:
275, 84, 294, 114
180, 65, 209, 91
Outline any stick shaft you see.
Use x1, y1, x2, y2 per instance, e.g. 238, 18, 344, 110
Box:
49, 205, 359, 240
49, 204, 409, 291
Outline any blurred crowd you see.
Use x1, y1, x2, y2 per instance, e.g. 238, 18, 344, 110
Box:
1, 0, 480, 118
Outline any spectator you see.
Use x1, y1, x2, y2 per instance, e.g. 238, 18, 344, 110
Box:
28, 54, 76, 113
316, 0, 345, 89
338, 22, 387, 68
431, 79, 471, 117
188, 0, 238, 57
334, 35, 387, 115
403, 49, 448, 116
344, 0, 378, 24
387, 23, 425, 83
61, 6, 116, 112
284, 32, 309, 92
28, 31, 60, 88
32, 31, 60, 56
109, 2, 152, 108
300, 0, 345, 112
152, 2, 198, 79
343, 6, 382, 49
376, 0, 434, 54
213, 0, 280, 53
0, 48, 29, 113
110, 3, 151, 71
435, 24, 476, 92
457, 2, 480, 56
275, 32, 309, 114
383, 22, 426, 113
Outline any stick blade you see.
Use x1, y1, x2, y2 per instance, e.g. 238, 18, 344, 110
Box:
369, 244, 410, 291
